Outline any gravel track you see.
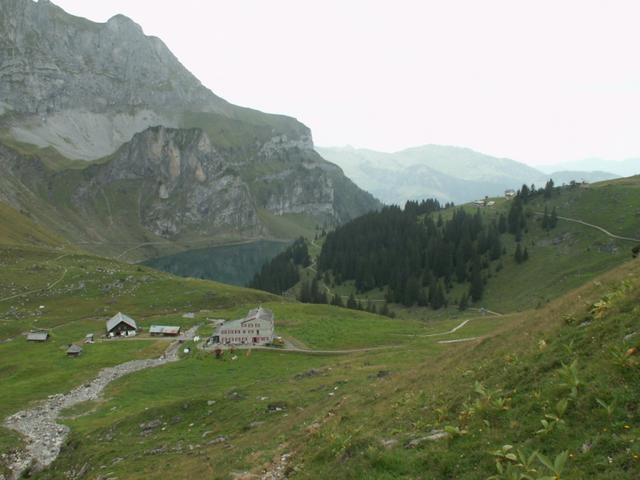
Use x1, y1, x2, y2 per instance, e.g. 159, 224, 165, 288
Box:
3, 326, 197, 479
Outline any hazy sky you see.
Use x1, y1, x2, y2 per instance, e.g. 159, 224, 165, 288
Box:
53, 0, 640, 165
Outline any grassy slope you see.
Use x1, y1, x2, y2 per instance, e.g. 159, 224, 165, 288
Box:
0, 242, 278, 474
0, 178, 638, 478
290, 258, 640, 479
31, 258, 640, 479
480, 178, 639, 311
0, 202, 67, 248
316, 177, 640, 315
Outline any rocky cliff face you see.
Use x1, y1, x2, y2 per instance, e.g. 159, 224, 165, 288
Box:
81, 127, 263, 238
0, 0, 225, 115
0, 0, 380, 255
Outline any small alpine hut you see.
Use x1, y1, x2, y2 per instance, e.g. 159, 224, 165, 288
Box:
66, 344, 83, 356
149, 325, 181, 337
106, 312, 137, 338
211, 306, 274, 346
27, 331, 50, 342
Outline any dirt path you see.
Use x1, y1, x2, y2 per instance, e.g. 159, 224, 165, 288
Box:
534, 212, 640, 242
3, 326, 198, 479
393, 318, 473, 338
437, 336, 481, 344
203, 342, 400, 355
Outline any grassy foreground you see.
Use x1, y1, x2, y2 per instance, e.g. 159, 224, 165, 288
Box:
14, 258, 638, 479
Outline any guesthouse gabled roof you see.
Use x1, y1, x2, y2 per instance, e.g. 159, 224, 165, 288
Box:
242, 306, 273, 325
106, 312, 137, 332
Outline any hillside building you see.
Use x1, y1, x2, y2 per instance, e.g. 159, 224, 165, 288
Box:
66, 344, 83, 356
27, 331, 50, 342
505, 189, 516, 199
149, 325, 181, 336
210, 307, 274, 346
106, 312, 137, 337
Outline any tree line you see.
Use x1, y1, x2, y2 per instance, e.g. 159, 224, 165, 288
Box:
247, 237, 310, 294
316, 200, 505, 309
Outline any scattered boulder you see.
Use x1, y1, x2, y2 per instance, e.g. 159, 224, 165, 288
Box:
380, 438, 399, 449
245, 421, 264, 430
139, 419, 162, 435
226, 391, 245, 401
405, 430, 450, 448
267, 402, 287, 413
206, 435, 228, 445
294, 368, 322, 380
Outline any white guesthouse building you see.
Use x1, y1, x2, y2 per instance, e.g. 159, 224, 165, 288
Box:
212, 307, 274, 346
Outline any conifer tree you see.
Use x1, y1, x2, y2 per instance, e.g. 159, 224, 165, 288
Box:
544, 179, 555, 199
550, 206, 558, 229
458, 291, 469, 311
542, 205, 549, 230
469, 253, 484, 302
347, 292, 358, 309
331, 293, 344, 307
417, 287, 428, 307
514, 243, 523, 264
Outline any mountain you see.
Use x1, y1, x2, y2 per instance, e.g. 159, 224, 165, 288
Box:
545, 170, 619, 185
538, 158, 640, 178
317, 145, 619, 205
0, 0, 379, 258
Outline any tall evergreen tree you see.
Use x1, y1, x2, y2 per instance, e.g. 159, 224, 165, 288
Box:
469, 252, 484, 302
549, 206, 558, 229
544, 179, 555, 199
346, 292, 358, 309
458, 291, 469, 311
542, 205, 549, 230
514, 243, 524, 264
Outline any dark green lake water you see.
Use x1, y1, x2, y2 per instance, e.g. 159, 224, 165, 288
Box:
143, 240, 290, 286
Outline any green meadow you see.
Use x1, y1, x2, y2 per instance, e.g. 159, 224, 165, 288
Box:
0, 178, 638, 478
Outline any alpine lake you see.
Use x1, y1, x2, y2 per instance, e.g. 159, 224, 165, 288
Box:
142, 240, 290, 286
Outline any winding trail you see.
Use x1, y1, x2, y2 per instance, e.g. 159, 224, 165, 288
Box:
534, 212, 640, 242
437, 336, 481, 344
3, 326, 198, 480
203, 341, 400, 355
392, 318, 474, 338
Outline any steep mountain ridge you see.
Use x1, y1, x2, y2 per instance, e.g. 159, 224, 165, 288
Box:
0, 125, 377, 260
0, 0, 311, 159
0, 0, 379, 256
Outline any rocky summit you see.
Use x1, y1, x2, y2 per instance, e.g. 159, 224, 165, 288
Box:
0, 0, 379, 258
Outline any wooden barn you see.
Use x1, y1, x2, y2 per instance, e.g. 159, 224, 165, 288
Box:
27, 331, 49, 342
66, 344, 83, 356
106, 312, 137, 337
149, 325, 181, 336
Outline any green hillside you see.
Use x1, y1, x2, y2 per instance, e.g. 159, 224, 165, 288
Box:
297, 177, 640, 316
2, 244, 635, 479
0, 202, 67, 248
0, 178, 638, 479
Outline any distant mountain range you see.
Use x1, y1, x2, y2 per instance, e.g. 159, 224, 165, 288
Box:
316, 145, 621, 205
536, 158, 640, 178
